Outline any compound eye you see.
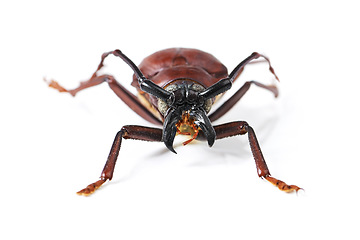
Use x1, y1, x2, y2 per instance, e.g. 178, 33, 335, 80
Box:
173, 89, 186, 105
187, 91, 198, 104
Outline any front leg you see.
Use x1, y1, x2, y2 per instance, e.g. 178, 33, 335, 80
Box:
200, 121, 302, 193
77, 125, 163, 196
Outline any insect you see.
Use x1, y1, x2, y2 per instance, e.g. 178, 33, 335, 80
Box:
46, 48, 301, 195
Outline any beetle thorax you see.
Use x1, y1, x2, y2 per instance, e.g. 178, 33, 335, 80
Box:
157, 81, 213, 116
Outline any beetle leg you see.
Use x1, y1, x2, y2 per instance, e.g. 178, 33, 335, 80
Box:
228, 52, 279, 82
197, 121, 302, 193
99, 50, 173, 101
209, 81, 278, 122
45, 74, 162, 125
77, 125, 163, 196
199, 52, 278, 122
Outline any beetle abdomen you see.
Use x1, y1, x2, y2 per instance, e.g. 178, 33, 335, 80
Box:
131, 48, 228, 89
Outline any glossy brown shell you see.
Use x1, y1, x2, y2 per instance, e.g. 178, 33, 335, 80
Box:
131, 48, 228, 90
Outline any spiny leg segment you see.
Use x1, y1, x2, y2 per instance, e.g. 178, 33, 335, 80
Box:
44, 50, 162, 125
77, 125, 163, 196
198, 121, 302, 193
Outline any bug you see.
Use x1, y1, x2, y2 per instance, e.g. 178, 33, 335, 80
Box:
46, 48, 301, 195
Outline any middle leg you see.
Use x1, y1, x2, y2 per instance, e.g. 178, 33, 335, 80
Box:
209, 81, 278, 122
209, 52, 279, 122
45, 51, 162, 125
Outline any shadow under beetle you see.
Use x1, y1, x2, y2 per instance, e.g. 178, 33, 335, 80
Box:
46, 48, 302, 195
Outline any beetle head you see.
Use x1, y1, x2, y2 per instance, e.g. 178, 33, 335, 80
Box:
160, 82, 215, 153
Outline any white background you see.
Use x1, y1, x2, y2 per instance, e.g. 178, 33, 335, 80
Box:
1, 1, 359, 239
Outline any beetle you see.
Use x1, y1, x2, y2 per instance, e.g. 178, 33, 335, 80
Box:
46, 48, 301, 195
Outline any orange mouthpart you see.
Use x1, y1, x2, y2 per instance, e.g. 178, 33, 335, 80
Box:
176, 112, 199, 146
